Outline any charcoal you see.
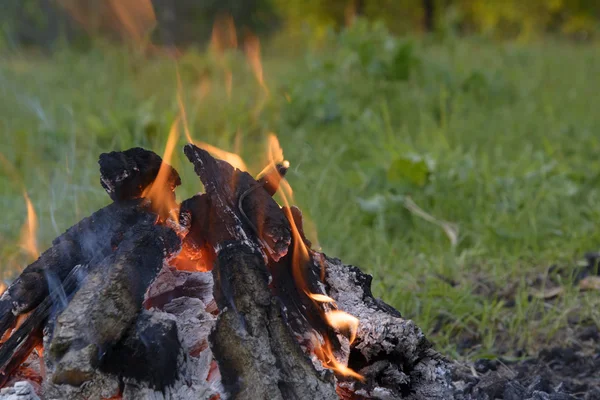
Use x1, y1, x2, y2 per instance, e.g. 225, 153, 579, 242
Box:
183, 143, 291, 261
100, 310, 181, 390
99, 147, 181, 202
48, 222, 180, 386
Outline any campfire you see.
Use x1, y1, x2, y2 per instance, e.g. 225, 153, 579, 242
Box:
0, 137, 452, 399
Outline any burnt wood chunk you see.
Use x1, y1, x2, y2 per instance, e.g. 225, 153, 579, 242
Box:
0, 200, 156, 342
99, 310, 180, 390
99, 147, 181, 202
183, 145, 335, 398
48, 222, 180, 386
322, 255, 454, 399
211, 244, 337, 400
183, 143, 291, 261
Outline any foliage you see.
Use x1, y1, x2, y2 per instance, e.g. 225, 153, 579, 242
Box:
1, 0, 600, 52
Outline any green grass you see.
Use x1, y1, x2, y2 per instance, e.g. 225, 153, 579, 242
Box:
1, 30, 600, 360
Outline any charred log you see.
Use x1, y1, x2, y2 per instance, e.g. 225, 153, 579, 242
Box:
321, 255, 454, 399
184, 144, 337, 399
210, 244, 337, 400
0, 148, 180, 380
47, 222, 180, 386
183, 143, 291, 261
99, 147, 181, 202
99, 310, 180, 390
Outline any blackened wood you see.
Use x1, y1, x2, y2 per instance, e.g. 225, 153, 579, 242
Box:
48, 221, 180, 386
0, 199, 156, 342
0, 264, 90, 378
175, 194, 216, 272
321, 254, 454, 399
256, 162, 288, 197
183, 144, 291, 261
210, 243, 337, 400
266, 221, 343, 359
0, 328, 42, 388
99, 310, 180, 390
99, 147, 181, 202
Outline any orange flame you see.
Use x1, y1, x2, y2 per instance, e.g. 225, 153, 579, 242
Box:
176, 66, 193, 146
268, 134, 362, 380
142, 119, 180, 222
211, 14, 238, 99
20, 192, 39, 260
313, 340, 364, 381
58, 0, 156, 44
196, 142, 247, 172
308, 293, 335, 303
176, 65, 247, 172
325, 310, 359, 345
244, 32, 269, 97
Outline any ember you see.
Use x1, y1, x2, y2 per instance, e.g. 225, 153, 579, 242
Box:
0, 141, 453, 399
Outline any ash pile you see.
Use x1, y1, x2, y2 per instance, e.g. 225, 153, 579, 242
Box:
0, 145, 453, 400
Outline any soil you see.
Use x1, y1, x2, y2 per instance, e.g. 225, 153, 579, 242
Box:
452, 319, 600, 399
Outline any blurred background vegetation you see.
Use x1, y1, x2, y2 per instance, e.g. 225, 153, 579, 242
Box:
1, 0, 599, 51
1, 1, 600, 361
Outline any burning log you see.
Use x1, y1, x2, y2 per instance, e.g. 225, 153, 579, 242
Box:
47, 221, 180, 386
0, 148, 180, 388
184, 144, 338, 399
320, 255, 454, 399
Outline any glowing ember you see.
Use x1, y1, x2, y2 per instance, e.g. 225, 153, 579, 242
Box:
244, 33, 269, 97
20, 192, 39, 260
142, 119, 180, 222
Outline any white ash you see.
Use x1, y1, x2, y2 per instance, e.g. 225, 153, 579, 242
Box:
0, 382, 40, 400
322, 255, 455, 399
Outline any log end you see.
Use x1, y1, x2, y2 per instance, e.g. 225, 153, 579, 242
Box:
99, 147, 181, 202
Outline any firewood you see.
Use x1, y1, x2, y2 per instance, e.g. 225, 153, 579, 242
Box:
184, 144, 338, 399
0, 200, 155, 343
98, 147, 181, 202
320, 254, 454, 399
0, 148, 179, 381
47, 221, 180, 386
210, 244, 338, 400
99, 310, 181, 390
183, 143, 291, 261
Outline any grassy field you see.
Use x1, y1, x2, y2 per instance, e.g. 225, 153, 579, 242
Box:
1, 24, 600, 360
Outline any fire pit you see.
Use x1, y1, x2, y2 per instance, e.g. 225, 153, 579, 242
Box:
0, 141, 453, 399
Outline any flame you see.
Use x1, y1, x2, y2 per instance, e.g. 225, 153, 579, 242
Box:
345, 0, 359, 27
308, 293, 335, 303
325, 311, 359, 345
313, 340, 364, 381
0, 282, 6, 296
194, 142, 247, 172
211, 14, 238, 99
58, 0, 156, 44
176, 66, 247, 172
267, 133, 362, 380
142, 119, 180, 222
244, 32, 269, 97
176, 67, 193, 146
20, 192, 39, 260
